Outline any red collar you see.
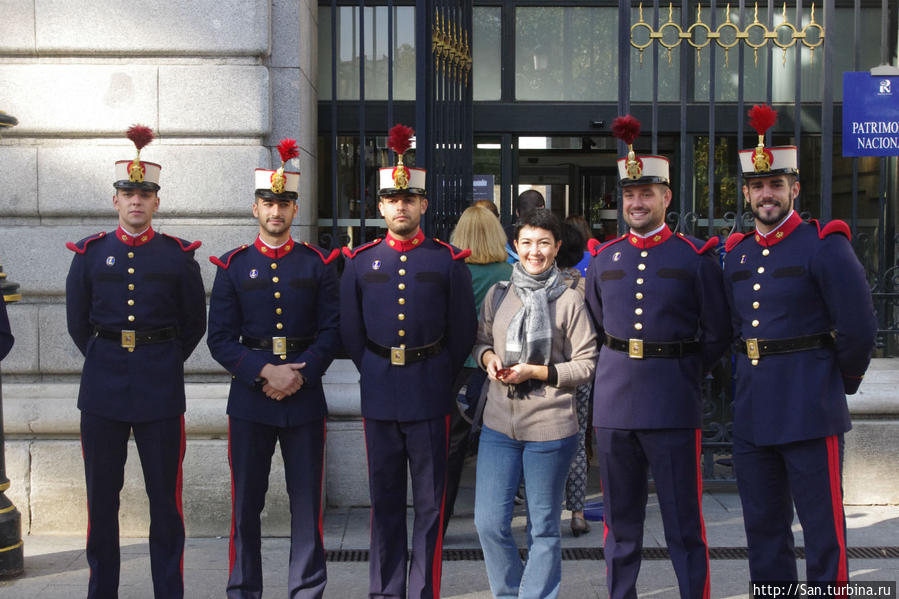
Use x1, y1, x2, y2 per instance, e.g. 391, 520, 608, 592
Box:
254, 236, 295, 259
627, 226, 672, 250
754, 211, 801, 247
385, 230, 426, 252
116, 226, 155, 247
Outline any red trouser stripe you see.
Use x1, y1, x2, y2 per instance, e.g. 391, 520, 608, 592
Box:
825, 435, 848, 582
227, 418, 237, 576
694, 429, 711, 599
177, 415, 186, 577
431, 414, 451, 599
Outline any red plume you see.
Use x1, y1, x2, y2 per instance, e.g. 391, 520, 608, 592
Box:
277, 138, 299, 163
611, 115, 641, 146
126, 124, 154, 150
748, 105, 777, 136
387, 124, 414, 156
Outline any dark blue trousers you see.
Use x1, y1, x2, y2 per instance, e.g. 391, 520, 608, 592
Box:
364, 416, 449, 599
595, 427, 710, 599
227, 416, 327, 599
733, 434, 848, 583
80, 411, 185, 599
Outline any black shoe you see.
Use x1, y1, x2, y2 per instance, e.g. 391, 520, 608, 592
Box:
570, 515, 590, 537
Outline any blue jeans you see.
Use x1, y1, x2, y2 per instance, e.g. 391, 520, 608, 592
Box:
474, 426, 578, 599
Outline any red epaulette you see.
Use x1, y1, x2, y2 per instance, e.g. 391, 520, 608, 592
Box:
209, 245, 250, 269
590, 235, 627, 257
66, 232, 106, 254
811, 219, 852, 242
341, 238, 382, 259
302, 242, 340, 265
675, 232, 719, 254
162, 233, 202, 252
433, 238, 471, 261
725, 231, 751, 253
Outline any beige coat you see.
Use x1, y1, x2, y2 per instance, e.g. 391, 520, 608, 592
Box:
472, 282, 598, 442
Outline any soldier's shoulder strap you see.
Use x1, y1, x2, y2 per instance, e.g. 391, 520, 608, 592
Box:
675, 232, 719, 254
341, 238, 382, 259
588, 235, 626, 257
725, 231, 752, 253
210, 245, 250, 269
811, 219, 852, 241
161, 233, 202, 252
301, 242, 340, 265
66, 232, 107, 254
433, 238, 471, 261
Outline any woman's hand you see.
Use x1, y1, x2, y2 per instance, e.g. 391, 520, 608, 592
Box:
500, 363, 549, 385
482, 350, 505, 381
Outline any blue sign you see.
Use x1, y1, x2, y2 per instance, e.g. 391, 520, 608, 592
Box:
842, 72, 899, 157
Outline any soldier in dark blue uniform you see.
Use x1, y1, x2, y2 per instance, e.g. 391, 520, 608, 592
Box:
339, 124, 477, 599
207, 139, 340, 599
724, 105, 877, 585
65, 125, 207, 599
0, 295, 12, 361
585, 116, 731, 599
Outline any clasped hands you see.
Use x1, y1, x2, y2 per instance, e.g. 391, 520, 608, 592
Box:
259, 362, 306, 401
481, 350, 546, 385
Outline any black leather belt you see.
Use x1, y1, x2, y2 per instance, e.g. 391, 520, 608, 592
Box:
736, 331, 835, 360
366, 337, 443, 366
241, 335, 314, 355
604, 333, 700, 359
94, 326, 178, 350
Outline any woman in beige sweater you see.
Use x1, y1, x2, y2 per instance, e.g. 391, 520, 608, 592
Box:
472, 209, 597, 599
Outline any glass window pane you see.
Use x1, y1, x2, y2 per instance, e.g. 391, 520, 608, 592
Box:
515, 7, 618, 102
318, 6, 416, 101
629, 5, 681, 102
473, 7, 501, 101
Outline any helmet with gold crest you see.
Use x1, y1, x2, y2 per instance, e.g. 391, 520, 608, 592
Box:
379, 124, 426, 197
114, 125, 161, 191
611, 115, 670, 188
739, 105, 799, 179
255, 138, 300, 199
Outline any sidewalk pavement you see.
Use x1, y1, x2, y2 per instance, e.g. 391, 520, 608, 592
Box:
2, 461, 898, 598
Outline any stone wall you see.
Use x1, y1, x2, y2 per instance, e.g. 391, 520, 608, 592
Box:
0, 1, 371, 537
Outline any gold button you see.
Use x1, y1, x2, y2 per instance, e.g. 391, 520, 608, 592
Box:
274, 291, 281, 299
635, 308, 643, 315
128, 267, 135, 274
638, 264, 646, 271
276, 308, 283, 315
634, 322, 643, 330
398, 269, 406, 276
400, 344, 406, 349
272, 276, 280, 283
280, 355, 287, 360
757, 267, 765, 274
271, 263, 278, 269
398, 298, 405, 305
127, 348, 134, 353
400, 255, 408, 262
128, 284, 135, 291
636, 278, 644, 285
398, 330, 406, 336
752, 301, 760, 309
635, 292, 643, 300
752, 319, 760, 327
753, 283, 761, 291
398, 313, 405, 320
762, 249, 770, 256
276, 323, 284, 330
751, 359, 759, 366
128, 315, 135, 322
640, 251, 648, 258
127, 299, 134, 306
398, 283, 406, 290
127, 252, 134, 259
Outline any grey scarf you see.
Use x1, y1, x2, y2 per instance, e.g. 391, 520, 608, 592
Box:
504, 261, 569, 366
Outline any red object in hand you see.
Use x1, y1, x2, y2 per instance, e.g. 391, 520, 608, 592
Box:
496, 368, 513, 380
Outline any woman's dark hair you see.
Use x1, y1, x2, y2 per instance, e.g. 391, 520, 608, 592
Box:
514, 208, 562, 245
556, 222, 587, 269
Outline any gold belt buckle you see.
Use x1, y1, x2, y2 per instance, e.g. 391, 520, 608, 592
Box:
390, 347, 406, 366
272, 336, 287, 356
121, 330, 136, 350
746, 338, 760, 360
628, 338, 644, 359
